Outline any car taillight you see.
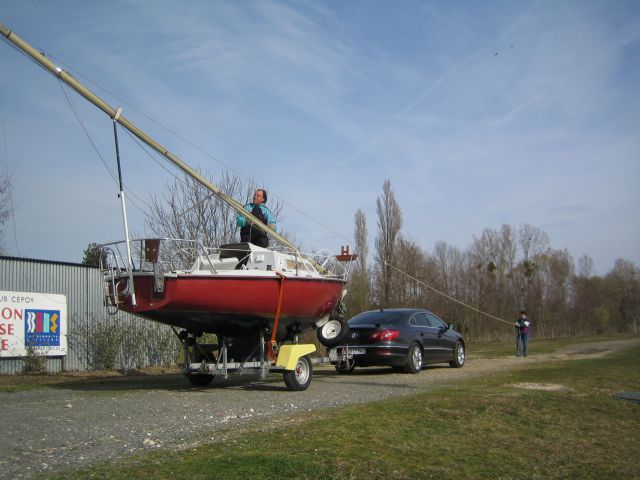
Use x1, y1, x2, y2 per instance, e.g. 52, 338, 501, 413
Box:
370, 329, 400, 341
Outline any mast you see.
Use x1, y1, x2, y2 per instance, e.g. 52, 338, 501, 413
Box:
0, 23, 302, 256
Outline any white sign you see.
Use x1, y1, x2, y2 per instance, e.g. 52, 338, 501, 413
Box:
0, 290, 68, 357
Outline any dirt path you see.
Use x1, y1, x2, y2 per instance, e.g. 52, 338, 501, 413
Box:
551, 337, 640, 357
0, 337, 637, 479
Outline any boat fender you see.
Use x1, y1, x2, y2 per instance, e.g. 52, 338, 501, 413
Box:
276, 344, 316, 371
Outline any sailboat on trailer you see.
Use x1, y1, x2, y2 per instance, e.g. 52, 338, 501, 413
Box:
1, 23, 353, 388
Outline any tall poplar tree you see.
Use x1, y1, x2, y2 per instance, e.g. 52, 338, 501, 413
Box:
374, 180, 402, 308
347, 209, 370, 316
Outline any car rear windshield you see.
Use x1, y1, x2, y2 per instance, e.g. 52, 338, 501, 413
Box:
348, 310, 406, 326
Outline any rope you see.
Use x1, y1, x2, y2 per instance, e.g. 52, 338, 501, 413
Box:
385, 262, 513, 326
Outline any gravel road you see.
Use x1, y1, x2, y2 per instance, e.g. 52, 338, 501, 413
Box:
1, 338, 638, 479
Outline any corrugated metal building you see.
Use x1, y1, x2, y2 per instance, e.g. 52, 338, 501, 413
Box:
0, 256, 180, 374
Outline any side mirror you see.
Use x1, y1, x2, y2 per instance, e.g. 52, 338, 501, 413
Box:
447, 323, 456, 331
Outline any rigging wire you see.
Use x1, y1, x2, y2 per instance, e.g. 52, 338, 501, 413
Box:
46, 51, 252, 222
120, 129, 221, 218
56, 80, 152, 216
385, 262, 512, 326
121, 128, 249, 224
5, 36, 233, 233
2, 37, 152, 217
122, 128, 192, 187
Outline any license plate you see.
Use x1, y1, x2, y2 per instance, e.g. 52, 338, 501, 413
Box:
348, 348, 366, 355
329, 347, 365, 361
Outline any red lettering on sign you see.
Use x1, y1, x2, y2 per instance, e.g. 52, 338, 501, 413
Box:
1, 307, 21, 321
0, 323, 14, 335
1, 338, 7, 350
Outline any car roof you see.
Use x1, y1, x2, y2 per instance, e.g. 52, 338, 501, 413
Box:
349, 308, 429, 324
362, 308, 427, 314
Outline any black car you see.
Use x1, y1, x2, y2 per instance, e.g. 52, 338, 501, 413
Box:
328, 308, 465, 373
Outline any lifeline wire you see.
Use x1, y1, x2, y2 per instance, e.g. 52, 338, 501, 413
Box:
385, 262, 512, 326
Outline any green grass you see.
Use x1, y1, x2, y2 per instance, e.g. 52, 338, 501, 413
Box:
42, 339, 640, 480
0, 368, 183, 393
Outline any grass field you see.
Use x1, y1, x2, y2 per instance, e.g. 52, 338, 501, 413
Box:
38, 336, 639, 480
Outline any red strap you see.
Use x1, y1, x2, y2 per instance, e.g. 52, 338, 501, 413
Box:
266, 273, 286, 361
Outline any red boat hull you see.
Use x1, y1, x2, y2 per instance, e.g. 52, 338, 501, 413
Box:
118, 273, 346, 339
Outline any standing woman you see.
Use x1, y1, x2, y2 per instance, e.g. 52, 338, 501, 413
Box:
236, 188, 276, 248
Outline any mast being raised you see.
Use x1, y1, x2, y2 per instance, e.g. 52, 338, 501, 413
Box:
0, 22, 301, 255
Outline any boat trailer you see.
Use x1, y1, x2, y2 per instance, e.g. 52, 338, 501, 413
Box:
177, 329, 324, 391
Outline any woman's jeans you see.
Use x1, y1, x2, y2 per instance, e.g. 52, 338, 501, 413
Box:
516, 332, 529, 356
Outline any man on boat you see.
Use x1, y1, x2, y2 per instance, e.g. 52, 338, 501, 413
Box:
236, 188, 276, 248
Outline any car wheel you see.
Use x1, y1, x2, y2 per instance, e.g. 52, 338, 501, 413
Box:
449, 342, 465, 368
403, 343, 423, 374
335, 357, 355, 374
186, 373, 214, 387
283, 356, 313, 391
317, 319, 350, 347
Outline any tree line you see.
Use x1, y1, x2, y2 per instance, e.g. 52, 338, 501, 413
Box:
347, 180, 639, 341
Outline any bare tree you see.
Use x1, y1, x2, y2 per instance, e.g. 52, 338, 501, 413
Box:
374, 180, 403, 308
470, 225, 517, 322
540, 248, 574, 337
608, 259, 640, 333
518, 224, 549, 265
390, 237, 427, 308
577, 254, 594, 278
0, 171, 12, 254
145, 170, 283, 249
433, 240, 451, 293
347, 209, 371, 316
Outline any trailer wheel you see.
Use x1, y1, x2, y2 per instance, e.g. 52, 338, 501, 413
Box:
186, 373, 214, 387
317, 319, 350, 347
283, 356, 312, 391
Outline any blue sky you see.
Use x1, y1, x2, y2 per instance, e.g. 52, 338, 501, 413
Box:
1, 0, 638, 274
